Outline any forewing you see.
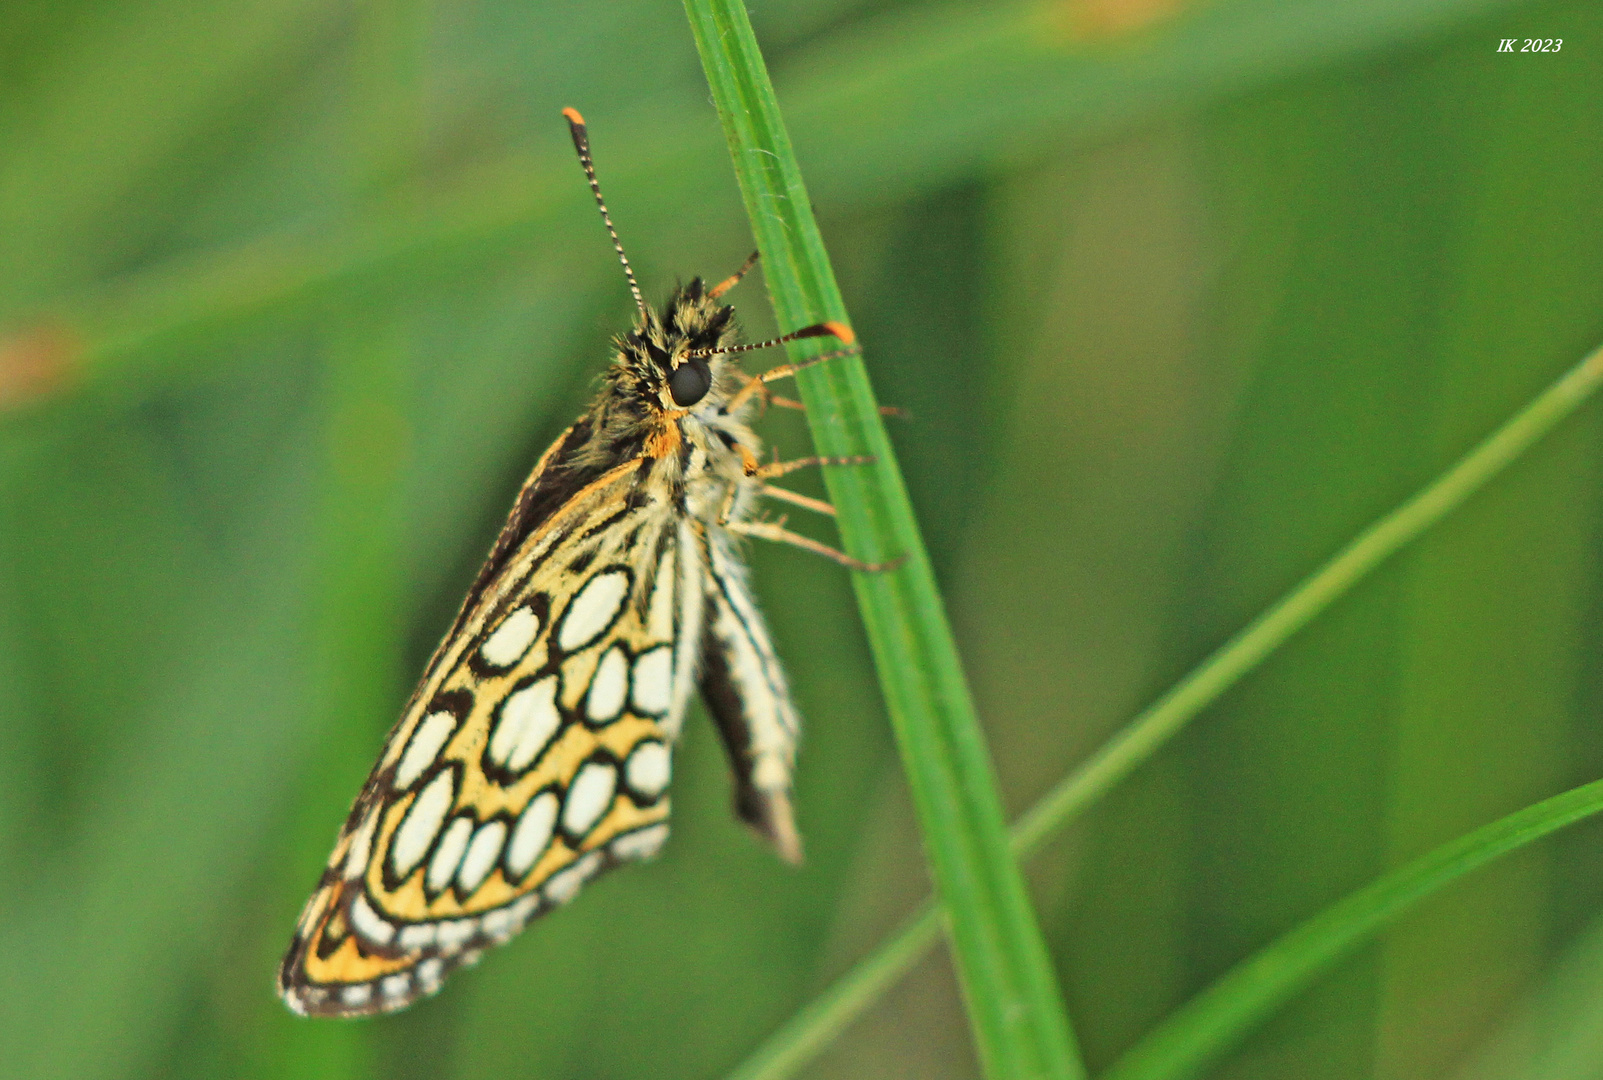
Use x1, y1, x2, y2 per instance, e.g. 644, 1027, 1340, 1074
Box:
279, 457, 685, 1017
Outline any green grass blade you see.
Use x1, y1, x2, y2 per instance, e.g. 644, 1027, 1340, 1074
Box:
3, 0, 1521, 412
681, 2, 1084, 1078
1011, 338, 1603, 858
725, 906, 946, 1080
725, 337, 1603, 1080
1102, 778, 1603, 1080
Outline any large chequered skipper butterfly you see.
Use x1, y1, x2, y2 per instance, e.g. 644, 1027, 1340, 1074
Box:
278, 108, 883, 1016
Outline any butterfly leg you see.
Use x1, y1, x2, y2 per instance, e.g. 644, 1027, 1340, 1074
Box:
750, 452, 874, 516
727, 449, 870, 518
759, 484, 834, 517
717, 477, 837, 526
724, 432, 902, 573
724, 517, 902, 573
752, 453, 873, 480
732, 375, 806, 415
723, 346, 861, 415
728, 362, 905, 419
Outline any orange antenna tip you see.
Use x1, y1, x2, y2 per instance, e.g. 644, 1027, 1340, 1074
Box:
563, 107, 646, 316
821, 321, 855, 345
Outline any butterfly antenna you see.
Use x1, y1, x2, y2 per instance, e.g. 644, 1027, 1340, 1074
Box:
563, 108, 647, 317
686, 321, 854, 359
709, 250, 760, 299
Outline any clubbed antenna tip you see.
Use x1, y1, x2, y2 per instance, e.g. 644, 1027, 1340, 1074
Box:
563, 107, 646, 317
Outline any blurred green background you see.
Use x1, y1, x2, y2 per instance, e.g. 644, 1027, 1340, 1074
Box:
2, 0, 1602, 1078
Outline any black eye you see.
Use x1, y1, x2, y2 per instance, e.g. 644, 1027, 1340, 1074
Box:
668, 360, 712, 407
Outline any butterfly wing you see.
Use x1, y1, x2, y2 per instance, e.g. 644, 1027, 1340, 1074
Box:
279, 453, 699, 1017
699, 526, 804, 864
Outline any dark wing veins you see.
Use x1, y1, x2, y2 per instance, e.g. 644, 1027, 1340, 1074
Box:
425, 412, 642, 677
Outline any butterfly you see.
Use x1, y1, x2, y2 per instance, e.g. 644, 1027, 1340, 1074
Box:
277, 107, 886, 1017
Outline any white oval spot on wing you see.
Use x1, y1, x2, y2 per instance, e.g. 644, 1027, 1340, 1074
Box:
556, 570, 630, 653
342, 984, 373, 1008
457, 820, 508, 893
625, 740, 671, 799
561, 760, 618, 839
391, 770, 456, 879
399, 923, 437, 950
480, 606, 541, 668
349, 892, 396, 946
342, 811, 378, 879
544, 850, 603, 905
630, 645, 673, 716
381, 973, 412, 1000
506, 791, 560, 879
482, 892, 541, 941
394, 711, 457, 791
611, 822, 670, 861
488, 675, 561, 772
585, 645, 630, 723
481, 905, 516, 940
435, 919, 476, 952
426, 817, 474, 894
417, 957, 445, 990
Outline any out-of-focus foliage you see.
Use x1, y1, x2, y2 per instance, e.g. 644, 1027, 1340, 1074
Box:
0, 1, 1599, 1079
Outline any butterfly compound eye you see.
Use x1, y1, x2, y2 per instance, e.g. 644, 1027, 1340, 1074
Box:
668, 359, 712, 407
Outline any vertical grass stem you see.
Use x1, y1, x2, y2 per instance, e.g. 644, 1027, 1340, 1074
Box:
681, 1, 1086, 1077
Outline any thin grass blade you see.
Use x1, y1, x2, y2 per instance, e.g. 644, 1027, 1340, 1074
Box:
681, 1, 1085, 1077
725, 338, 1603, 1080
1103, 778, 1603, 1080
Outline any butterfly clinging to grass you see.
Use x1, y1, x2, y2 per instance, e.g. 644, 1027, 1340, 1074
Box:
278, 108, 888, 1017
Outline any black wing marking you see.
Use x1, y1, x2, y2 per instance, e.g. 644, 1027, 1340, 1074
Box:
698, 528, 804, 863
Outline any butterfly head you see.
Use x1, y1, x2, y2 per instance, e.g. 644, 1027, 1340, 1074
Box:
614, 278, 740, 414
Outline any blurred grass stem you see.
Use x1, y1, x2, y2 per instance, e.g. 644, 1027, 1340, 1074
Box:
728, 338, 1603, 1080
1103, 777, 1603, 1080
7, 0, 1522, 414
